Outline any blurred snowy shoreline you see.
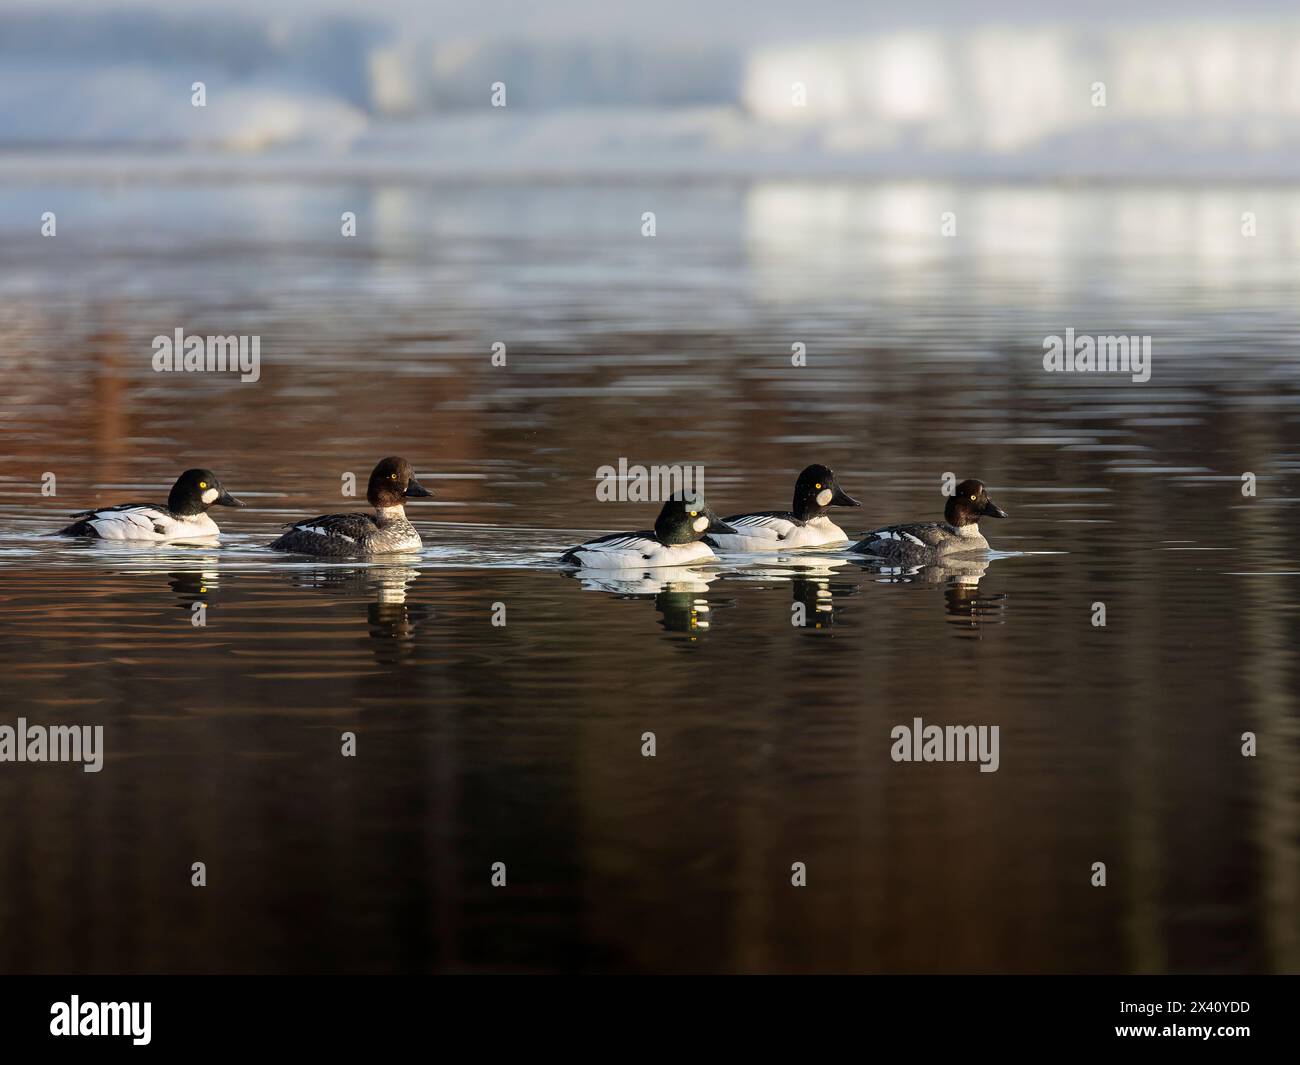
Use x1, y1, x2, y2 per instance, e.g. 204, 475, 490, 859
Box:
4, 8, 1300, 179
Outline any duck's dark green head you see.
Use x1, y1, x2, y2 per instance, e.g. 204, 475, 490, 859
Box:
169, 469, 244, 516
654, 495, 736, 545
792, 464, 859, 521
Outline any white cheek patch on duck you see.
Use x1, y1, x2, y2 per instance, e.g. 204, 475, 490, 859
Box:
200, 488, 219, 505
816, 488, 833, 507
692, 516, 709, 533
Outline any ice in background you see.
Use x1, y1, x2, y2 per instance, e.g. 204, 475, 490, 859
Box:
4, 0, 1300, 177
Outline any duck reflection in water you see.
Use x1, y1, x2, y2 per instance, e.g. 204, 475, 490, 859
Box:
166, 568, 222, 609
564, 565, 720, 636
291, 562, 428, 656
851, 554, 1007, 630
730, 557, 856, 630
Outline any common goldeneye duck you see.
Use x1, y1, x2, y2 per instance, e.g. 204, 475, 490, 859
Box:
269, 456, 432, 557
850, 478, 1007, 562
705, 463, 861, 552
56, 468, 245, 541
561, 495, 737, 569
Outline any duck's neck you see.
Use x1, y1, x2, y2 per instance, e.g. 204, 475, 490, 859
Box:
944, 498, 980, 527
376, 504, 408, 525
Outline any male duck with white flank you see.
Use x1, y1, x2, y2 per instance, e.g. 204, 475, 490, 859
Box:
562, 495, 736, 569
705, 464, 860, 552
56, 468, 245, 541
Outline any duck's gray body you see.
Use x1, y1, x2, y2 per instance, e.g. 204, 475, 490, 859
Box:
850, 521, 988, 565
850, 478, 1007, 565
269, 508, 421, 557
270, 456, 432, 558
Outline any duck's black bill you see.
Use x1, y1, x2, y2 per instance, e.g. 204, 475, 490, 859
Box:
707, 516, 738, 535
832, 486, 861, 507
217, 491, 246, 507
404, 479, 433, 498
983, 499, 1008, 519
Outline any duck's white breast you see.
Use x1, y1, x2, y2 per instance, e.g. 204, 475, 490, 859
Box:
573, 537, 715, 569
89, 508, 219, 542
709, 514, 793, 553
781, 518, 848, 549
711, 515, 848, 552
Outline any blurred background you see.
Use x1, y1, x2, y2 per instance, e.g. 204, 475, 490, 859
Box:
0, 1, 1296, 974
6, 0, 1300, 177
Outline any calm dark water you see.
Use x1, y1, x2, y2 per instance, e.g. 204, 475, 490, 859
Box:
0, 177, 1297, 973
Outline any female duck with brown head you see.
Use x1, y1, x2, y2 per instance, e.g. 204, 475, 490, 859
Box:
269, 457, 433, 557
850, 478, 1007, 563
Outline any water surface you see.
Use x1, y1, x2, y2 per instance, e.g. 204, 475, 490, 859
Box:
0, 178, 1296, 972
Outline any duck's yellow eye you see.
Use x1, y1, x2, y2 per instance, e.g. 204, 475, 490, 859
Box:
390, 473, 398, 480
199, 481, 207, 489
689, 511, 698, 517
970, 494, 977, 501
815, 483, 822, 489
